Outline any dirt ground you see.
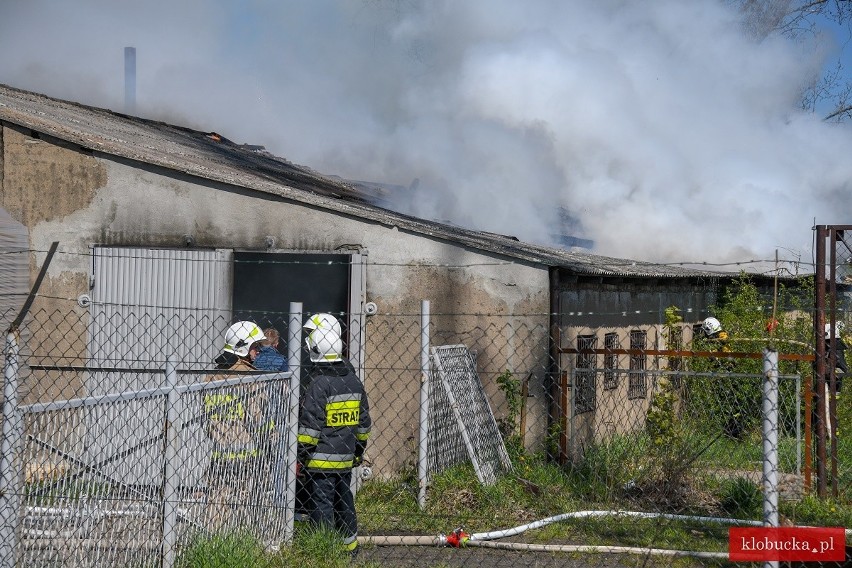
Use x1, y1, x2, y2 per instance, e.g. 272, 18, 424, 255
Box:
356, 543, 721, 567
356, 542, 852, 568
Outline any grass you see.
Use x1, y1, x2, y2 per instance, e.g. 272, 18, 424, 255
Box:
171, 425, 850, 567
176, 525, 384, 568
176, 531, 271, 568
698, 431, 802, 473
70, 398, 852, 567
357, 424, 851, 552
362, 457, 715, 551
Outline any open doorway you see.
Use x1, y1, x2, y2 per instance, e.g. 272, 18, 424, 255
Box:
231, 251, 366, 377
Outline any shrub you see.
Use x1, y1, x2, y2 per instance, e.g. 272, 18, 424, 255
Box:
569, 434, 647, 503
717, 477, 762, 519
685, 274, 814, 440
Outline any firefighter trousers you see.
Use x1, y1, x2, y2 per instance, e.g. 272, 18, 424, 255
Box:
308, 470, 357, 549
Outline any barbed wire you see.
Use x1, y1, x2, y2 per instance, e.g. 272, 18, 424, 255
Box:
3, 293, 830, 319
8, 247, 843, 272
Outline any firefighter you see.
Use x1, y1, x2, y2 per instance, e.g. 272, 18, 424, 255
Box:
297, 313, 371, 556
699, 316, 729, 349
204, 321, 269, 472
201, 320, 274, 529
295, 313, 342, 521
697, 316, 746, 439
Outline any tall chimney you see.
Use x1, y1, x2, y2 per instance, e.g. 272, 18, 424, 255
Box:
124, 46, 136, 114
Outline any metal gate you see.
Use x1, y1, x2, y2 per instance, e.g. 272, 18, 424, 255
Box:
4, 359, 296, 568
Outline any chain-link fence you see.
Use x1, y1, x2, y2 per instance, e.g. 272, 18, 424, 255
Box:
1, 295, 849, 567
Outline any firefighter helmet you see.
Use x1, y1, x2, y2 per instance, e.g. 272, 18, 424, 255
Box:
304, 313, 343, 362
701, 317, 723, 336
303, 312, 342, 335
223, 321, 266, 358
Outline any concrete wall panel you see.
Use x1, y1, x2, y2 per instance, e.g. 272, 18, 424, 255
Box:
2, 137, 552, 477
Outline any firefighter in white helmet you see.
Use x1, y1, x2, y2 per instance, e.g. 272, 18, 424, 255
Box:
204, 321, 271, 477
697, 316, 744, 438
699, 316, 731, 352
700, 317, 726, 342
294, 313, 345, 520
297, 313, 371, 557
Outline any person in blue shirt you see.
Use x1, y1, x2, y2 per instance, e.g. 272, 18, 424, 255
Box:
249, 327, 290, 493
252, 327, 288, 372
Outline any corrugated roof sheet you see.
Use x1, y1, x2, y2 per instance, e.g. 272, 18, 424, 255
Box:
0, 83, 726, 279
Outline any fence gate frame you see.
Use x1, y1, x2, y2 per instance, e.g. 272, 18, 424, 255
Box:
1, 348, 298, 568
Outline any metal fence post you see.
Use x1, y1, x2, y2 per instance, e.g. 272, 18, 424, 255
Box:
282, 302, 302, 546
762, 349, 780, 536
0, 331, 22, 568
795, 374, 801, 477
161, 358, 179, 568
418, 300, 430, 510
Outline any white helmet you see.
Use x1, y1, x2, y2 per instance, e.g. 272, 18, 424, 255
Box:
303, 313, 343, 363
701, 317, 722, 336
223, 321, 266, 358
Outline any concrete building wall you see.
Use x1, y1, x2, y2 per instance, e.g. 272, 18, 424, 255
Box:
0, 124, 551, 476
557, 278, 719, 459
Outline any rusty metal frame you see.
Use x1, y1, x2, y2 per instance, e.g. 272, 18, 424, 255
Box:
814, 224, 852, 498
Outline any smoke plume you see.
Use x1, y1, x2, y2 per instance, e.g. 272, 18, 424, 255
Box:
1, 1, 849, 267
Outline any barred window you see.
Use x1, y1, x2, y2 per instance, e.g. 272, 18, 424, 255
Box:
604, 332, 619, 390
668, 326, 683, 372
575, 335, 597, 413
628, 329, 647, 399
692, 323, 703, 342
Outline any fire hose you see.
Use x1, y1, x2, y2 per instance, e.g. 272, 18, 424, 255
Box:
360, 510, 852, 559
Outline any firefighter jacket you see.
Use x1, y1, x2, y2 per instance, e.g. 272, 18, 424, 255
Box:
204, 359, 272, 461
707, 330, 730, 352
297, 359, 371, 472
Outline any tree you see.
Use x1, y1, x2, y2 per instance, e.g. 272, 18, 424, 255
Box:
730, 0, 852, 121
686, 273, 814, 439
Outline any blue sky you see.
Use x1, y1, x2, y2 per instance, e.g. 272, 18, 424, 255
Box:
815, 12, 852, 117
0, 1, 850, 268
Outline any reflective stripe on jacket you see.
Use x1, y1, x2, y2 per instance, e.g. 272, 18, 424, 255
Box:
204, 359, 269, 461
298, 359, 371, 472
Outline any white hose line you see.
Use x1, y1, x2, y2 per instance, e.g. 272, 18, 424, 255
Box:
361, 509, 852, 558
466, 539, 728, 559
362, 535, 445, 546
360, 534, 727, 559
468, 510, 765, 541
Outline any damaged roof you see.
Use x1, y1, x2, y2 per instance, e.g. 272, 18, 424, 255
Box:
0, 83, 722, 279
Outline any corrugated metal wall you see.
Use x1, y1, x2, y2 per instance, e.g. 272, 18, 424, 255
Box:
86, 247, 232, 487
89, 246, 232, 377
0, 207, 28, 334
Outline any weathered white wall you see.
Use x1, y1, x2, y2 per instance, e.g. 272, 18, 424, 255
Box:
2, 125, 552, 476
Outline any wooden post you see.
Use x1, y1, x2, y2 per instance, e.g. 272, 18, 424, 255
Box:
804, 374, 812, 494
559, 370, 569, 465
519, 373, 530, 448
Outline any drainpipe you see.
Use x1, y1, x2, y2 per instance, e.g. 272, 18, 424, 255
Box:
547, 267, 560, 463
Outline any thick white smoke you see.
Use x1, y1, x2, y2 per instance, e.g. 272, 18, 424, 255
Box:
0, 1, 849, 265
